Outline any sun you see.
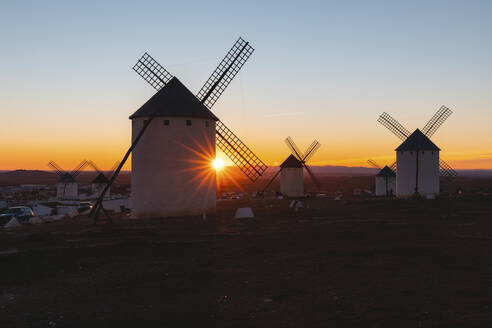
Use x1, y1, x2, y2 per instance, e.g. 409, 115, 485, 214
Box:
212, 158, 225, 170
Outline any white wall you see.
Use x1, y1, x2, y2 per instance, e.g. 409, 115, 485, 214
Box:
131, 117, 216, 218
57, 182, 78, 200
280, 168, 304, 197
375, 176, 396, 196
396, 150, 439, 197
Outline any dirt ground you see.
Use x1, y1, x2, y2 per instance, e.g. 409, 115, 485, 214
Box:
1, 195, 491, 327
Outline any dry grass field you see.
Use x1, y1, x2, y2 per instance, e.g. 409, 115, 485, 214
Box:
1, 190, 491, 327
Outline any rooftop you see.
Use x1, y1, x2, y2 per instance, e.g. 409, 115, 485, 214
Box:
377, 165, 396, 177
129, 77, 218, 121
395, 129, 440, 151
280, 154, 303, 168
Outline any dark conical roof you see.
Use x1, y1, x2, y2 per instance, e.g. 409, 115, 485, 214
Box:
280, 154, 303, 168
58, 173, 76, 183
92, 172, 109, 184
129, 77, 218, 120
395, 129, 440, 151
377, 165, 396, 177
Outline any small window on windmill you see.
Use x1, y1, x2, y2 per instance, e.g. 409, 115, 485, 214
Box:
186, 120, 192, 126
163, 120, 170, 126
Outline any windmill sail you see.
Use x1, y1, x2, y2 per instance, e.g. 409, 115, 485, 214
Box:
196, 37, 267, 182
133, 52, 173, 91
197, 37, 254, 109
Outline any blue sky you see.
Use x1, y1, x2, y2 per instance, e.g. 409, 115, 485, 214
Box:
1, 0, 491, 169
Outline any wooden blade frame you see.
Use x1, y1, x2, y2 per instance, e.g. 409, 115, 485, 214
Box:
367, 159, 382, 170
197, 37, 266, 182
377, 112, 411, 141
71, 160, 88, 178
285, 137, 303, 161
48, 161, 65, 176
216, 121, 268, 182
302, 140, 321, 163
133, 52, 173, 91
197, 37, 254, 109
88, 160, 103, 175
439, 159, 458, 177
422, 106, 453, 138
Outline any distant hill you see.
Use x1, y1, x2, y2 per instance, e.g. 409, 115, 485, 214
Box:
0, 170, 59, 186
0, 170, 131, 186
0, 167, 491, 186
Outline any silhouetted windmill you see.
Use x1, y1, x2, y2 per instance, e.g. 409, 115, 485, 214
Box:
91, 37, 267, 221
367, 159, 396, 196
260, 137, 321, 197
88, 161, 119, 198
377, 106, 457, 197
48, 160, 88, 200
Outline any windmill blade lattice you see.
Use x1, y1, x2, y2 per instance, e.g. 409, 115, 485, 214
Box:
389, 161, 397, 171
133, 52, 174, 91
439, 159, 458, 177
88, 161, 102, 174
195, 37, 265, 182
216, 121, 267, 182
378, 112, 411, 141
48, 161, 65, 176
71, 160, 88, 178
285, 137, 304, 161
197, 37, 254, 109
367, 159, 382, 170
302, 140, 321, 162
422, 106, 453, 138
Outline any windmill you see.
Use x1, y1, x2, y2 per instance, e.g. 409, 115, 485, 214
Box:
367, 159, 396, 196
377, 106, 457, 197
47, 160, 88, 200
260, 137, 321, 197
90, 37, 267, 221
88, 161, 119, 199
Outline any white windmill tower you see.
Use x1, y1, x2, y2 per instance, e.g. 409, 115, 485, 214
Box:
48, 160, 88, 200
88, 161, 119, 199
260, 137, 321, 197
377, 106, 457, 197
90, 38, 267, 221
367, 159, 396, 196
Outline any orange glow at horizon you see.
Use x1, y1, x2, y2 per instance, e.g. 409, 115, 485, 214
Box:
3, 141, 492, 171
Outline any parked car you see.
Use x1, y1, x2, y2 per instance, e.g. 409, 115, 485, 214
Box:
77, 202, 93, 213
0, 206, 35, 225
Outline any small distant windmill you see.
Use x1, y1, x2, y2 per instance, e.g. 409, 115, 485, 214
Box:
48, 160, 88, 200
88, 161, 119, 199
90, 37, 268, 221
377, 106, 457, 197
260, 137, 321, 197
367, 159, 396, 196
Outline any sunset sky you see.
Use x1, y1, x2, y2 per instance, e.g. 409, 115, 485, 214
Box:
1, 0, 491, 170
